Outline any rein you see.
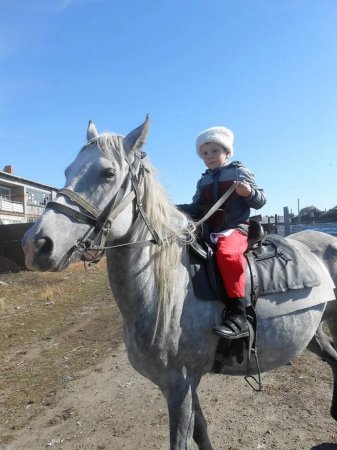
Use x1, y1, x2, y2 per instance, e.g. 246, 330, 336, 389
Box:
195, 183, 237, 227
46, 150, 162, 265
45, 144, 234, 267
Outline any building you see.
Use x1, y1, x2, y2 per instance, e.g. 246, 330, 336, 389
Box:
0, 165, 58, 224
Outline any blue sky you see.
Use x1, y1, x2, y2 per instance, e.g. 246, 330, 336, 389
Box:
1, 0, 336, 217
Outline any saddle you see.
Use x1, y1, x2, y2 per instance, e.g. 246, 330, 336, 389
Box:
189, 220, 319, 305
189, 220, 321, 383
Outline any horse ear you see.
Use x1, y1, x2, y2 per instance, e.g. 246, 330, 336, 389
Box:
87, 120, 99, 141
123, 115, 150, 154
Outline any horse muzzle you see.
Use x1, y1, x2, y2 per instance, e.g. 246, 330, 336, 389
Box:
22, 232, 72, 272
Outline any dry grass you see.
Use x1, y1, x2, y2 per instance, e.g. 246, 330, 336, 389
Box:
0, 259, 123, 443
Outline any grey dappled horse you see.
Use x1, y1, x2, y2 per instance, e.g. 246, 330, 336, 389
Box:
23, 117, 337, 450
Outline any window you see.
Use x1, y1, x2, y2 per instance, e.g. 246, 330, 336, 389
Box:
0, 186, 11, 200
26, 188, 50, 206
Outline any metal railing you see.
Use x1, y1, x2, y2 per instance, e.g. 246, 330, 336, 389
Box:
0, 198, 24, 213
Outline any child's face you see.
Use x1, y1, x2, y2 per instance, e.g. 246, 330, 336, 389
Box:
199, 142, 229, 170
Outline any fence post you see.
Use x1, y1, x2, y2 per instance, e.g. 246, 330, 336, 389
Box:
284, 206, 290, 236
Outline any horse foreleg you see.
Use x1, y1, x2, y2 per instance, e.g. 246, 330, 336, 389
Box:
163, 377, 198, 450
307, 323, 337, 421
193, 393, 214, 450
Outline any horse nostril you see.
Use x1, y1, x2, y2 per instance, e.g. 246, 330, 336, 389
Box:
36, 237, 53, 257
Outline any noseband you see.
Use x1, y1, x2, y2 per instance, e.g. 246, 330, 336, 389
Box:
46, 150, 162, 265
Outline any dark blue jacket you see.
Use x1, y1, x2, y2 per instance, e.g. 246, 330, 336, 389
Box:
179, 161, 266, 234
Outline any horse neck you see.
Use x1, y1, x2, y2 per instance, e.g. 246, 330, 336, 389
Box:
106, 234, 193, 342
106, 243, 158, 323
105, 167, 195, 335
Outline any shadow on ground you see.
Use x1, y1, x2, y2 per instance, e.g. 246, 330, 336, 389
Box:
311, 444, 337, 450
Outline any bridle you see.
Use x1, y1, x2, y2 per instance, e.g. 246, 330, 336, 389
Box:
46, 149, 162, 266
45, 140, 231, 269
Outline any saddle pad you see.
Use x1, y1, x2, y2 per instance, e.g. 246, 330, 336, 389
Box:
189, 248, 252, 303
255, 239, 336, 318
252, 235, 320, 295
189, 249, 222, 300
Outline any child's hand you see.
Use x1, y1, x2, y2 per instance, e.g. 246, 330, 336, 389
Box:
235, 180, 252, 198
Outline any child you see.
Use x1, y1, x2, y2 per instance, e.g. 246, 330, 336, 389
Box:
180, 126, 267, 339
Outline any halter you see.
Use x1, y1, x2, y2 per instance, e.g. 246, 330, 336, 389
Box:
46, 148, 162, 266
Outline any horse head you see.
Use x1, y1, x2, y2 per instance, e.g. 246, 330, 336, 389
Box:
23, 116, 151, 271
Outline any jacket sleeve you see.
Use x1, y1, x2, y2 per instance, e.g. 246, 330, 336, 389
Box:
238, 167, 267, 210
176, 179, 203, 219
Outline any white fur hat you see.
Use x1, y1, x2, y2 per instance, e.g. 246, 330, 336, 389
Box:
196, 126, 234, 157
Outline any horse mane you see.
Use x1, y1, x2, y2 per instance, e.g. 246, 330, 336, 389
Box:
141, 161, 196, 336
96, 133, 196, 336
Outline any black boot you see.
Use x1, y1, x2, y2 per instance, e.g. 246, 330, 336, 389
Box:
213, 298, 249, 339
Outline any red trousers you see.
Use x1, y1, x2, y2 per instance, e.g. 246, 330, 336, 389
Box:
215, 229, 248, 298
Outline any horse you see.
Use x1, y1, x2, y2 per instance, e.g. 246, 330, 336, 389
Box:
22, 117, 337, 450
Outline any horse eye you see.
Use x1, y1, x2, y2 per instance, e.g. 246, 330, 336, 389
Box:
103, 168, 116, 179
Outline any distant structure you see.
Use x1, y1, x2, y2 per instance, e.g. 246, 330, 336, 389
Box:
298, 205, 323, 223
0, 165, 58, 224
296, 205, 337, 224
320, 206, 337, 222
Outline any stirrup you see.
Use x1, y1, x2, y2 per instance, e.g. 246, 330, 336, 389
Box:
213, 314, 249, 340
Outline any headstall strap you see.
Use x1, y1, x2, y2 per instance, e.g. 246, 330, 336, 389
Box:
46, 201, 99, 226
47, 148, 164, 266
127, 155, 163, 247
96, 190, 136, 249
58, 188, 102, 218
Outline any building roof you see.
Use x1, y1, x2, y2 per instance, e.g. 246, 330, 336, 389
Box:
0, 170, 58, 191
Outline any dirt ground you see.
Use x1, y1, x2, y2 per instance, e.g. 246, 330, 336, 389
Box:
2, 266, 337, 450
4, 336, 337, 450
